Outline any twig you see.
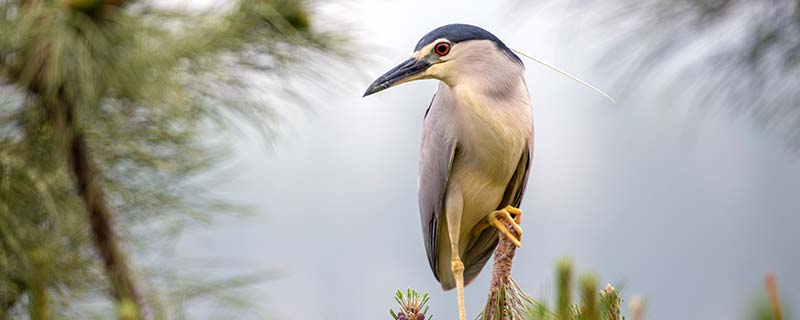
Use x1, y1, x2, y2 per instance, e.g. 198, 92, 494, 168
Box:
765, 272, 783, 320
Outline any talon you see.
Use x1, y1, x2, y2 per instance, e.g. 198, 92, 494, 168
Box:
503, 205, 523, 224
496, 207, 523, 236
487, 207, 523, 247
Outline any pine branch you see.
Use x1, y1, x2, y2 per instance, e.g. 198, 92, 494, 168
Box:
54, 92, 143, 320
389, 289, 433, 320
479, 233, 627, 320
484, 219, 521, 320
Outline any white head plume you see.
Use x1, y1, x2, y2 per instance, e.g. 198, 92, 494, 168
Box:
511, 48, 616, 104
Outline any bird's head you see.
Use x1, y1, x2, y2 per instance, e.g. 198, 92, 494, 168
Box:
363, 24, 524, 97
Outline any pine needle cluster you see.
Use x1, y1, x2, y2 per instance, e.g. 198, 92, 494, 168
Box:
0, 0, 351, 318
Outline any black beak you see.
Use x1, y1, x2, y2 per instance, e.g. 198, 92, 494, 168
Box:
363, 58, 431, 97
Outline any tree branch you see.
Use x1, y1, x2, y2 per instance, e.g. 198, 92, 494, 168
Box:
55, 93, 143, 320
484, 219, 521, 320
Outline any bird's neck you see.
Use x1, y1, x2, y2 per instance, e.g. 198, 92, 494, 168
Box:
439, 75, 532, 138
442, 59, 527, 103
444, 72, 530, 112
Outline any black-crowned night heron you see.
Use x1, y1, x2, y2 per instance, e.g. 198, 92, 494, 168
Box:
363, 24, 531, 320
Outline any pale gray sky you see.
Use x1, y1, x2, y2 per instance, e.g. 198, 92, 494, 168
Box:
173, 1, 800, 319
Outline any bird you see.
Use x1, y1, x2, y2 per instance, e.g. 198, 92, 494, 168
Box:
363, 24, 532, 320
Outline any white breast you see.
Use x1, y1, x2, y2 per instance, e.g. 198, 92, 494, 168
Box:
450, 80, 531, 172
444, 80, 532, 253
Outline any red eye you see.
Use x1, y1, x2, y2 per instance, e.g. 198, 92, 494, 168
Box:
434, 42, 450, 56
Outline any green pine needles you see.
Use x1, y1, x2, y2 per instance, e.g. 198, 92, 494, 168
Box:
391, 259, 628, 320
390, 289, 433, 320
391, 259, 789, 320
0, 0, 351, 318
497, 259, 626, 320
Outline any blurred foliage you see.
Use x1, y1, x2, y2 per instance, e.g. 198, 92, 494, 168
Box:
520, 259, 624, 320
473, 258, 625, 320
401, 258, 787, 320
0, 0, 351, 318
555, 0, 800, 150
750, 297, 792, 320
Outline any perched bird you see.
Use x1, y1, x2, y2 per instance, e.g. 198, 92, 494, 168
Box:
364, 24, 532, 320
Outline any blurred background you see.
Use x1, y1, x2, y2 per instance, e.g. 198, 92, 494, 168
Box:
1, 0, 798, 319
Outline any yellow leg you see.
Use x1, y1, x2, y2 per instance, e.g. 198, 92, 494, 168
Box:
445, 190, 467, 320
451, 257, 466, 320
487, 205, 523, 247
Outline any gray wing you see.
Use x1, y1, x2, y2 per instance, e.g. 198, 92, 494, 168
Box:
461, 141, 532, 286
418, 94, 457, 282
502, 139, 533, 209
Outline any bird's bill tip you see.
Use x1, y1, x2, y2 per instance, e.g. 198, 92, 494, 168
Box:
362, 58, 430, 98
362, 83, 387, 97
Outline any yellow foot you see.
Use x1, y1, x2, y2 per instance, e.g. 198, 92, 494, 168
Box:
487, 205, 523, 247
